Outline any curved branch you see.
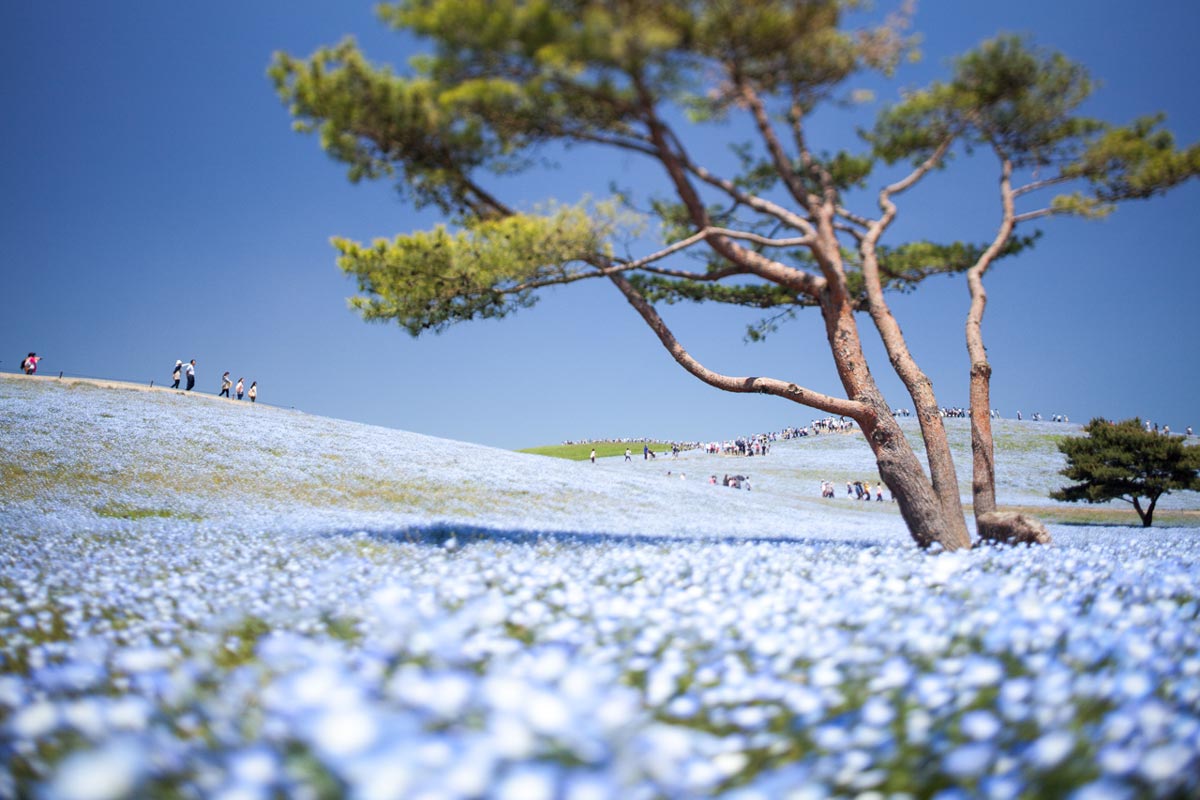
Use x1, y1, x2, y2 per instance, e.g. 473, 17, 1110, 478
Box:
566, 129, 660, 159
1013, 174, 1073, 198
966, 158, 1015, 360
739, 83, 814, 212
639, 265, 745, 281
1013, 207, 1062, 225
681, 159, 818, 238
834, 222, 865, 242
836, 206, 873, 229
607, 270, 867, 420
507, 225, 809, 292
788, 100, 838, 207
964, 156, 1015, 517
630, 72, 824, 297
878, 137, 955, 224
855, 133, 967, 541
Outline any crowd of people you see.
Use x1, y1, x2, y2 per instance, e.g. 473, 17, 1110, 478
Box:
169, 360, 257, 402
821, 479, 891, 502
894, 406, 1080, 423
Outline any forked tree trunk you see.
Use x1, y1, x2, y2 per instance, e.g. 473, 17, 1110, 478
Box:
609, 268, 971, 551
860, 286, 972, 546
858, 146, 972, 549
821, 290, 972, 551
1133, 495, 1157, 527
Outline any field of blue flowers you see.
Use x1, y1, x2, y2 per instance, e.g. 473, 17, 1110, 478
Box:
2, 375, 1198, 798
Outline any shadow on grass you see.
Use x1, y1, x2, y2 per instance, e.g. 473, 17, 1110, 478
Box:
321, 522, 891, 552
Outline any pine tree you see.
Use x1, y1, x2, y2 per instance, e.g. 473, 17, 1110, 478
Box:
270, 2, 1199, 549
1052, 418, 1200, 527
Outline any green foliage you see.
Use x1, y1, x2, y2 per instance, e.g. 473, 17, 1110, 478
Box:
1051, 418, 1200, 527
867, 35, 1100, 167
335, 203, 612, 334
868, 35, 1199, 212
273, 4, 1195, 345
1064, 115, 1200, 202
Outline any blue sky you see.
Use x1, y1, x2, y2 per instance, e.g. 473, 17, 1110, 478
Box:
2, 1, 1197, 449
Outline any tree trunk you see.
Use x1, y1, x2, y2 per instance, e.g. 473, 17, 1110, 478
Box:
820, 289, 972, 551
859, 154, 971, 550
861, 289, 971, 546
969, 360, 997, 516
965, 157, 1012, 524
1133, 495, 1156, 527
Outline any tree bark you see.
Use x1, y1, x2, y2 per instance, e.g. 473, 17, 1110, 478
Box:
860, 254, 970, 545
968, 360, 997, 516
1133, 495, 1157, 527
965, 158, 1014, 521
819, 285, 972, 551
856, 139, 971, 547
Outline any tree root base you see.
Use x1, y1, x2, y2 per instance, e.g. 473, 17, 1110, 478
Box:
976, 511, 1052, 546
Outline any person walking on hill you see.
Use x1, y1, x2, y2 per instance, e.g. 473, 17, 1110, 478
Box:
219, 372, 232, 398
171, 360, 182, 389
590, 448, 596, 465
625, 448, 632, 462
21, 353, 41, 375
235, 377, 244, 400
185, 360, 196, 391
247, 381, 257, 403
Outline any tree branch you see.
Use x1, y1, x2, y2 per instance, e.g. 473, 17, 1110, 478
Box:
631, 71, 824, 297
789, 99, 838, 207
681, 159, 819, 238
607, 270, 867, 420
506, 225, 809, 292
878, 136, 950, 201
739, 83, 814, 212
836, 206, 873, 229
966, 157, 1015, 353
1013, 207, 1062, 225
1012, 174, 1073, 197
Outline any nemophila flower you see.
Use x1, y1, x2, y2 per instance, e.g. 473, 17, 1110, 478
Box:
495, 764, 559, 800
960, 709, 1002, 741
1069, 779, 1137, 800
1028, 730, 1077, 769
3, 379, 1200, 797
48, 740, 145, 800
11, 699, 59, 740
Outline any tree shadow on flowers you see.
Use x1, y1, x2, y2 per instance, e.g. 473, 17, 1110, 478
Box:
323, 522, 890, 552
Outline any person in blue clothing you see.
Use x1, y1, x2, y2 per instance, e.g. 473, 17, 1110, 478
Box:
185, 360, 196, 391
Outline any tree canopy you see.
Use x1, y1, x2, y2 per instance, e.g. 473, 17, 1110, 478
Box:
1051, 418, 1200, 527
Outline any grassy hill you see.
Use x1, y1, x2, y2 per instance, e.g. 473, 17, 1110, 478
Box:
518, 442, 676, 461
2, 375, 1197, 530
3, 374, 1200, 798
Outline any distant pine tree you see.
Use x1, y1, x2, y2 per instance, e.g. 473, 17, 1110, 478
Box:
1051, 418, 1200, 527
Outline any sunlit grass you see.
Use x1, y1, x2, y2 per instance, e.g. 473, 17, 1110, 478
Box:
518, 441, 675, 460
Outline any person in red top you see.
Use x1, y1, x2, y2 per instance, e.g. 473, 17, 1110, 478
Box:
21, 353, 40, 374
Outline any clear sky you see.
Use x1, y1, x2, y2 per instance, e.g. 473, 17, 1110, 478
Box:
2, 1, 1197, 450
